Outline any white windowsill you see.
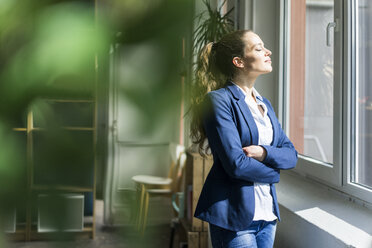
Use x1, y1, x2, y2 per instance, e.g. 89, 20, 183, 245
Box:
276, 171, 372, 248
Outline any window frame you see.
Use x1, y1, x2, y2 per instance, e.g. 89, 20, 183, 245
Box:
342, 0, 372, 203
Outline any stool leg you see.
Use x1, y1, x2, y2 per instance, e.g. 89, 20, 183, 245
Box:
136, 184, 146, 231
140, 190, 150, 236
132, 184, 139, 225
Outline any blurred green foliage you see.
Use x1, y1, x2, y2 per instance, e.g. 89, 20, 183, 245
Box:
0, 0, 108, 243
0, 0, 192, 245
108, 0, 193, 137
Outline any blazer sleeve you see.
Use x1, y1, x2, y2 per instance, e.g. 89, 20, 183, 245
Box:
203, 91, 280, 184
260, 98, 298, 170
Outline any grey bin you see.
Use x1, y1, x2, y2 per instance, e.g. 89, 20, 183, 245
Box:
3, 209, 16, 233
38, 194, 84, 232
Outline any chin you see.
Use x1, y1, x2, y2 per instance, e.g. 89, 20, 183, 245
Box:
262, 67, 272, 74
266, 65, 273, 73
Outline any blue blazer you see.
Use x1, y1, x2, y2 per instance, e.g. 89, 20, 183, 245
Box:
194, 82, 298, 231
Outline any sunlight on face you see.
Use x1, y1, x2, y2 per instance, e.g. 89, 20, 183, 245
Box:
241, 32, 272, 74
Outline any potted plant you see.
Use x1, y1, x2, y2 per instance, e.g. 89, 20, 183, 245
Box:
193, 0, 234, 55
192, 0, 234, 92
189, 0, 234, 153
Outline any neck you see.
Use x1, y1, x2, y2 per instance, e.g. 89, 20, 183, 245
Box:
231, 73, 258, 96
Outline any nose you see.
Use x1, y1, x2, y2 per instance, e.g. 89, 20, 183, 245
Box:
265, 48, 272, 56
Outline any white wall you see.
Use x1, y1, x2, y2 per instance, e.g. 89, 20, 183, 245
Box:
247, 0, 281, 113
275, 172, 372, 248
233, 0, 282, 113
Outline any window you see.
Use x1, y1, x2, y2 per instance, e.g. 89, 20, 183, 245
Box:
303, 1, 334, 164
284, 0, 372, 203
287, 0, 335, 164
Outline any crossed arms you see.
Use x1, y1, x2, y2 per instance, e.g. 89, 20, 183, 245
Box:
203, 91, 298, 184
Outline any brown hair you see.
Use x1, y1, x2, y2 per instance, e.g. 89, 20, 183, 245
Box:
190, 30, 252, 155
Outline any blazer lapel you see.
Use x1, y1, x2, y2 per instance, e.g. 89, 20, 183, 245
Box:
226, 82, 259, 145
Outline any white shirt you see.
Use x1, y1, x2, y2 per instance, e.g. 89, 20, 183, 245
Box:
232, 83, 278, 221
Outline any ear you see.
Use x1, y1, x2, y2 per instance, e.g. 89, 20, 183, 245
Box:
232, 56, 244, 68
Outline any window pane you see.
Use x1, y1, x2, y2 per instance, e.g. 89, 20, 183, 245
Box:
355, 0, 372, 187
304, 2, 334, 164
289, 1, 334, 164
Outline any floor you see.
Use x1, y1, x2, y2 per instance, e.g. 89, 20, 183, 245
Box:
6, 200, 176, 248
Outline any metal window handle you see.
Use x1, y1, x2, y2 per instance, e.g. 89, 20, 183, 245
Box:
326, 19, 339, 47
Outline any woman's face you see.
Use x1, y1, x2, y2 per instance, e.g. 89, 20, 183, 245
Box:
241, 32, 272, 75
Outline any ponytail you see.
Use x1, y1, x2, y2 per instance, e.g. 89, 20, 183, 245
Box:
195, 42, 227, 94
190, 42, 226, 156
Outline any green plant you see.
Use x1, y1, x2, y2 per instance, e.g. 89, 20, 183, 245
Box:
193, 0, 234, 56
192, 0, 234, 93
191, 0, 234, 92
188, 0, 234, 154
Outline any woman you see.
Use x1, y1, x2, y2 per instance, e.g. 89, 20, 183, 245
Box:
190, 30, 298, 248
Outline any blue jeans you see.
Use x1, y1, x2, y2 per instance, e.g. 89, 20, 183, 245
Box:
209, 220, 277, 248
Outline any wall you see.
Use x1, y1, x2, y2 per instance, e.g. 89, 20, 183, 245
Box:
275, 172, 372, 248
247, 0, 281, 113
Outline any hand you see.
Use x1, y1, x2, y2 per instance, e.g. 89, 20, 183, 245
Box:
243, 145, 267, 162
